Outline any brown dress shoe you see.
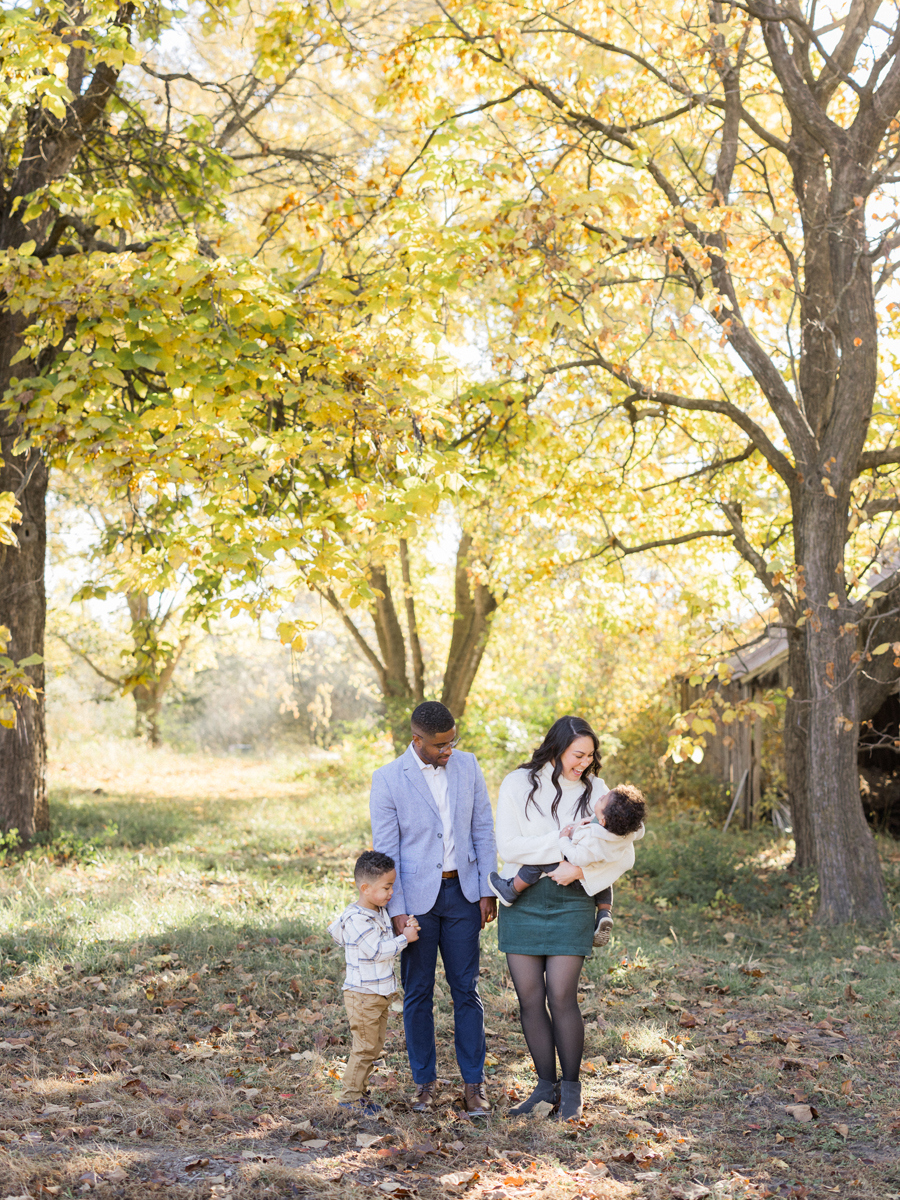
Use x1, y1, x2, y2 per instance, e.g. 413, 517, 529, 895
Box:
463, 1081, 490, 1115
412, 1081, 436, 1112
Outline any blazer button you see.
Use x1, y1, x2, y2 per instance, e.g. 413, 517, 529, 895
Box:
437, 832, 443, 838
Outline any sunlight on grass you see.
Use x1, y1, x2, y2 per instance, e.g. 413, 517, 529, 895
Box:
0, 742, 897, 1199
1, 744, 382, 967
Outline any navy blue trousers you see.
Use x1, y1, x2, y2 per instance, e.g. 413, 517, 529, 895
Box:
399, 876, 486, 1085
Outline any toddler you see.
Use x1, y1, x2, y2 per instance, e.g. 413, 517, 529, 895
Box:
489, 784, 646, 945
328, 850, 419, 1113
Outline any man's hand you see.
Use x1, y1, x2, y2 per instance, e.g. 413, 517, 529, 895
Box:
403, 917, 420, 944
392, 914, 410, 937
480, 896, 497, 929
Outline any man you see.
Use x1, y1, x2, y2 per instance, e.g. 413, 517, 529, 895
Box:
370, 701, 498, 1115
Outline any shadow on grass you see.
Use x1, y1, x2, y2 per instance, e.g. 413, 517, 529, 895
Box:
46, 786, 372, 875
0, 912, 334, 973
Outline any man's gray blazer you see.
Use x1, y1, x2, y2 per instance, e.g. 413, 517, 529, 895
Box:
370, 747, 497, 919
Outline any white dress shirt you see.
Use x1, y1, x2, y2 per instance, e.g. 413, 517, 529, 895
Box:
407, 742, 457, 871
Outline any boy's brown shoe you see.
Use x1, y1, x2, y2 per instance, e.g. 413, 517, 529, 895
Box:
463, 1082, 490, 1115
412, 1081, 436, 1112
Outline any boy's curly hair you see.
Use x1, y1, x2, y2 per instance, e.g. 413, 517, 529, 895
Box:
604, 784, 646, 836
354, 850, 395, 883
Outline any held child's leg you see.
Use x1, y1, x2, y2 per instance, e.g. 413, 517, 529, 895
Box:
339, 991, 389, 1106
593, 885, 614, 947
490, 862, 559, 907
515, 863, 557, 891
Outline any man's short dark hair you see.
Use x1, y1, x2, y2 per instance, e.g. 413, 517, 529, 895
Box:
604, 784, 646, 836
354, 850, 395, 884
411, 701, 455, 736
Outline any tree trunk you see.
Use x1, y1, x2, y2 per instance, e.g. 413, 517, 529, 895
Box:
797, 491, 888, 923
324, 534, 500, 743
125, 592, 187, 747
399, 538, 425, 704
368, 565, 415, 745
802, 610, 887, 923
0, 313, 49, 837
132, 685, 162, 746
441, 533, 498, 720
786, 573, 900, 874
0, 34, 124, 838
783, 628, 815, 872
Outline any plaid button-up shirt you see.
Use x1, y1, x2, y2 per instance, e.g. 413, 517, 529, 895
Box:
328, 902, 407, 995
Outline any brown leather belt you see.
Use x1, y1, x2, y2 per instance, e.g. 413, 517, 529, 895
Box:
441, 869, 458, 879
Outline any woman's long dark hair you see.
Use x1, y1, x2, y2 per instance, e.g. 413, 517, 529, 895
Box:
518, 715, 602, 824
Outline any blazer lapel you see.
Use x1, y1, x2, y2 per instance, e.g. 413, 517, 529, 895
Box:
403, 751, 440, 817
445, 753, 461, 825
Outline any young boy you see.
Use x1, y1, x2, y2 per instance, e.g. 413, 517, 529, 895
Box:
489, 784, 646, 946
328, 850, 420, 1113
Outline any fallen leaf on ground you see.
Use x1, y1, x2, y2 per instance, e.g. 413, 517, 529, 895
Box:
832, 1123, 849, 1138
184, 1158, 209, 1171
181, 1045, 216, 1061
609, 1150, 636, 1163
577, 1162, 609, 1179
670, 1185, 710, 1200
503, 1177, 526, 1187
531, 1100, 554, 1119
357, 1132, 382, 1148
785, 1104, 818, 1122
440, 1170, 479, 1192
300, 1138, 328, 1150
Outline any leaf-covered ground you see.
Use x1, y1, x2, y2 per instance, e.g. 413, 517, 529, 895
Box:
0, 741, 898, 1200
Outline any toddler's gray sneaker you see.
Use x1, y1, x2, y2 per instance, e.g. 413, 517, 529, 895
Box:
489, 871, 519, 907
593, 911, 613, 946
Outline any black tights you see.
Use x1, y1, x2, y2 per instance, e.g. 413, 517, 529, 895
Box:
506, 953, 585, 1082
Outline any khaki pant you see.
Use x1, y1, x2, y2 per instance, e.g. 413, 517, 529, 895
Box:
339, 989, 397, 1103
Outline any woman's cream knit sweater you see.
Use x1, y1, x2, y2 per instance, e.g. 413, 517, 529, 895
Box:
495, 763, 611, 897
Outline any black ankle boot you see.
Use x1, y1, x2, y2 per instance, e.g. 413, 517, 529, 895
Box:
508, 1077, 559, 1115
557, 1079, 582, 1120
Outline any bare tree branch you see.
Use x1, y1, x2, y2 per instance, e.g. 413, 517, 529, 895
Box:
545, 353, 796, 483
317, 585, 387, 689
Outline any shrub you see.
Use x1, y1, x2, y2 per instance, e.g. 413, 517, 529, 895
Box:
632, 819, 788, 913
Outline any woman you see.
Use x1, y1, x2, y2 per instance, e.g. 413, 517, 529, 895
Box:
495, 715, 608, 1121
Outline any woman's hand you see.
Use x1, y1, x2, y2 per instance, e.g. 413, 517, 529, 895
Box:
548, 861, 584, 886
560, 823, 575, 839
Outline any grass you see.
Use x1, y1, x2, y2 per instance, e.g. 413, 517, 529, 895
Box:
0, 737, 898, 1200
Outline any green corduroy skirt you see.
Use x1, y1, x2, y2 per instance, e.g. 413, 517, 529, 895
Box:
497, 874, 595, 957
